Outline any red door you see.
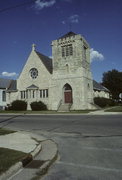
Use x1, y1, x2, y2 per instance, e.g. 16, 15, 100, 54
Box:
64, 91, 72, 103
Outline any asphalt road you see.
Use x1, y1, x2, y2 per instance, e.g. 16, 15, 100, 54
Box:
0, 114, 122, 180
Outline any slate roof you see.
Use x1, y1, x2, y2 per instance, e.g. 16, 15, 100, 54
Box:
0, 78, 12, 89
8, 80, 17, 91
27, 84, 39, 89
93, 80, 110, 92
58, 31, 77, 39
36, 51, 52, 74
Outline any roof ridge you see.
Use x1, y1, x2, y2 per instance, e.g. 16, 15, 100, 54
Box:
36, 51, 52, 60
35, 51, 52, 74
58, 31, 77, 39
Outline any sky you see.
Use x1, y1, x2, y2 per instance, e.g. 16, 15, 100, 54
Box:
0, 0, 122, 82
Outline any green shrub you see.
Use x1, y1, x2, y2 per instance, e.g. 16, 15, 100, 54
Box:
30, 101, 47, 111
6, 100, 27, 111
94, 97, 117, 108
94, 97, 119, 108
106, 99, 116, 106
94, 97, 107, 108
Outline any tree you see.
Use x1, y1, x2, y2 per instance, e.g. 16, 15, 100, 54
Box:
102, 69, 122, 100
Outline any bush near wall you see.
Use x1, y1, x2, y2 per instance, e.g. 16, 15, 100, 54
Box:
30, 101, 47, 111
94, 97, 116, 108
6, 100, 27, 111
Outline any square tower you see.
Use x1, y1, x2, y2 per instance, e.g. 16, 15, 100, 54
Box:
52, 31, 90, 73
50, 32, 94, 110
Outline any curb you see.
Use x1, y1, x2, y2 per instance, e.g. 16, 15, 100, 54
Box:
38, 149, 58, 176
0, 143, 42, 180
33, 140, 58, 179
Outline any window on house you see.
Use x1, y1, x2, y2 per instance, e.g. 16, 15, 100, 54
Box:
20, 91, 26, 99
24, 91, 26, 99
40, 90, 42, 98
40, 89, 48, 98
69, 44, 73, 55
46, 89, 48, 98
43, 90, 46, 98
2, 91, 6, 102
61, 44, 73, 57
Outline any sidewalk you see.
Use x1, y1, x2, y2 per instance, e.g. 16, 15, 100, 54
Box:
89, 109, 122, 115
0, 131, 58, 180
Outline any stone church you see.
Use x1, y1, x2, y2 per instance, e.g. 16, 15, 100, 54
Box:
1, 32, 109, 110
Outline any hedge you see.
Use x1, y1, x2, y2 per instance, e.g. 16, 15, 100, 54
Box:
6, 100, 27, 111
94, 97, 116, 108
30, 101, 47, 111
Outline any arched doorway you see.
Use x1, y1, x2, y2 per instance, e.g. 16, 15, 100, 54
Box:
63, 84, 72, 103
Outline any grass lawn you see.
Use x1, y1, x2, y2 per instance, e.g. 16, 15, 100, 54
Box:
0, 148, 27, 175
0, 110, 91, 114
0, 128, 15, 136
105, 106, 122, 112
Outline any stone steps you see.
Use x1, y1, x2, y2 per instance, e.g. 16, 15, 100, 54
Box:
58, 103, 71, 112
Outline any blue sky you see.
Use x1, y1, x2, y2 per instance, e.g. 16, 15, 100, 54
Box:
0, 0, 122, 82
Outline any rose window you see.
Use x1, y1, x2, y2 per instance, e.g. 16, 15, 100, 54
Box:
30, 68, 38, 79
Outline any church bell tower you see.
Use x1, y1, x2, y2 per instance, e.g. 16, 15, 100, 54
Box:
51, 31, 94, 110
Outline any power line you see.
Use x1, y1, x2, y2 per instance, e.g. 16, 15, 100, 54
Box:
0, 0, 36, 13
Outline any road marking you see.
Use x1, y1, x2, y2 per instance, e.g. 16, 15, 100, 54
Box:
56, 161, 122, 172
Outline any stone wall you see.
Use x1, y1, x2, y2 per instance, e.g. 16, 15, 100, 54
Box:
7, 33, 96, 110
51, 33, 94, 110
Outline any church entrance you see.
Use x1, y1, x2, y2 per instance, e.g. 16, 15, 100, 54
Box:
63, 84, 72, 103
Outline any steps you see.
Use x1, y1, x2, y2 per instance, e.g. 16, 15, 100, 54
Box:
58, 103, 72, 112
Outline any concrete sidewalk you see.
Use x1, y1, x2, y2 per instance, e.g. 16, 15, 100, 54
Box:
0, 131, 58, 180
89, 109, 122, 115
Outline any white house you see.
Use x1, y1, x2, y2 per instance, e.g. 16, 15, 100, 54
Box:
0, 79, 16, 109
93, 80, 110, 99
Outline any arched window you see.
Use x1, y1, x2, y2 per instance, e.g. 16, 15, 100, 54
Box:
64, 83, 72, 91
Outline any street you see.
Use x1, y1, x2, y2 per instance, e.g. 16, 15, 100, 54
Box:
0, 114, 122, 180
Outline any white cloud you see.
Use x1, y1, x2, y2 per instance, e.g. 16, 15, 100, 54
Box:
62, 14, 79, 25
49, 55, 52, 59
62, 20, 66, 24
90, 48, 104, 62
69, 14, 79, 23
2, 72, 18, 77
35, 0, 56, 10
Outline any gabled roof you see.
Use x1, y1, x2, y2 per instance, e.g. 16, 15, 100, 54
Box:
59, 31, 77, 39
0, 78, 12, 89
0, 78, 17, 92
8, 80, 17, 91
93, 80, 110, 92
35, 51, 52, 74
27, 84, 39, 89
